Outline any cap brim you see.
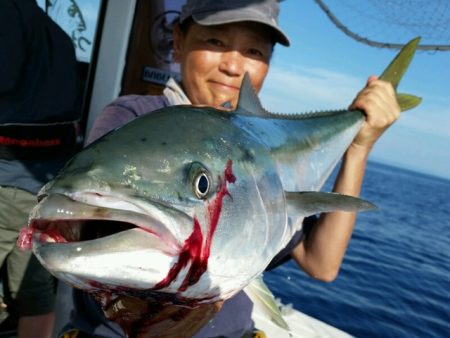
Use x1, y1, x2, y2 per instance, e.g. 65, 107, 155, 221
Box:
191, 9, 290, 46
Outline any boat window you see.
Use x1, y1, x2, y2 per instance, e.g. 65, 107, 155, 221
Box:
37, 0, 102, 63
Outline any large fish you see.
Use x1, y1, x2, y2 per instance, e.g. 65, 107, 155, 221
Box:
18, 38, 420, 337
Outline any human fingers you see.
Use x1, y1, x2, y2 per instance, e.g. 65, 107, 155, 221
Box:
350, 79, 400, 127
348, 78, 401, 149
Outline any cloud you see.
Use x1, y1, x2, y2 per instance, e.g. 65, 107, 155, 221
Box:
260, 64, 450, 139
260, 65, 364, 114
397, 102, 450, 139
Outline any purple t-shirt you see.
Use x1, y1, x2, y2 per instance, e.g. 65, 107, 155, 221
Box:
67, 94, 305, 338
86, 95, 170, 145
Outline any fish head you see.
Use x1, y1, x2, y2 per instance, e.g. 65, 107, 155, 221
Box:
26, 105, 287, 302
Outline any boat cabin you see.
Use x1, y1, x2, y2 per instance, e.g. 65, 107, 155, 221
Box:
38, 0, 184, 141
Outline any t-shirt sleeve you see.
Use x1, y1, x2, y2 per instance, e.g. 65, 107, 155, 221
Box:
85, 95, 168, 145
86, 101, 138, 145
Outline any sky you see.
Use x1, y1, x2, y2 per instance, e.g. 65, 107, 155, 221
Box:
39, 0, 450, 180
260, 1, 450, 180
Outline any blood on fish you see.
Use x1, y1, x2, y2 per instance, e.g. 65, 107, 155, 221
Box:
153, 217, 203, 291
153, 160, 236, 292
202, 159, 235, 262
17, 227, 34, 250
17, 224, 68, 251
224, 159, 237, 184
39, 228, 68, 243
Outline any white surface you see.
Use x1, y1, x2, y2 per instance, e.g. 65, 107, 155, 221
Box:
252, 304, 353, 338
85, 0, 137, 135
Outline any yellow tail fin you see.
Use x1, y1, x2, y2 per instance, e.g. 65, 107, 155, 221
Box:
378, 37, 422, 112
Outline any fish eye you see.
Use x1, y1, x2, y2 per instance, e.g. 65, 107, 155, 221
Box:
194, 173, 210, 199
188, 162, 211, 199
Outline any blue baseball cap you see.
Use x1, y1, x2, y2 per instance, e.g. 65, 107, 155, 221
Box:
179, 0, 290, 46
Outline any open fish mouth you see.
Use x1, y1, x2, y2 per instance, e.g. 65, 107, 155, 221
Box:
25, 193, 182, 251
29, 214, 137, 245
17, 193, 190, 291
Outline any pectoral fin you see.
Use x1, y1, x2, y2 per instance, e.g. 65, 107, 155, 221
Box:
244, 276, 290, 331
285, 191, 377, 219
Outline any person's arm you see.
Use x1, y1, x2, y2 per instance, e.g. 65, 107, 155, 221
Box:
86, 103, 137, 145
291, 76, 401, 281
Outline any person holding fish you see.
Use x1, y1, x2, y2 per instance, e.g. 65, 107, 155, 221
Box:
57, 0, 403, 337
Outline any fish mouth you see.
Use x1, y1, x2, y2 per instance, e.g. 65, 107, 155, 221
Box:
30, 213, 136, 245
28, 193, 182, 249
22, 193, 191, 291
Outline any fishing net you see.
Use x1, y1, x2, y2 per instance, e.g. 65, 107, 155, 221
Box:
314, 0, 450, 51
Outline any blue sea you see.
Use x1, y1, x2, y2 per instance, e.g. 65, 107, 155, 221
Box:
264, 161, 450, 338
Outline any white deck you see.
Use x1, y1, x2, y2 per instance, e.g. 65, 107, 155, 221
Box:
252, 304, 352, 338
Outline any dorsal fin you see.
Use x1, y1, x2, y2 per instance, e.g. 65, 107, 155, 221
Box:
236, 73, 272, 117
235, 73, 330, 120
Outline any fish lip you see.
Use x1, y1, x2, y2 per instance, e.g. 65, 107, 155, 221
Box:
28, 192, 185, 251
31, 227, 182, 292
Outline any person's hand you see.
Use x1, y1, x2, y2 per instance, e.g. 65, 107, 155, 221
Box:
349, 76, 401, 152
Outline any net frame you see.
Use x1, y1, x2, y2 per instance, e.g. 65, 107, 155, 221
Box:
314, 0, 450, 51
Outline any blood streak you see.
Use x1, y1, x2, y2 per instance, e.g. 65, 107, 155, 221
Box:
202, 160, 236, 263
153, 218, 203, 291
153, 160, 236, 292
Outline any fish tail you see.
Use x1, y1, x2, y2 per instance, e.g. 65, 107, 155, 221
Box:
378, 37, 422, 112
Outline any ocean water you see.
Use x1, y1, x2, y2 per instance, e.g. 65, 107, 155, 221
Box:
264, 161, 450, 338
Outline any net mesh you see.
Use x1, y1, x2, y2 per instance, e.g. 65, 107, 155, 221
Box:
314, 0, 450, 51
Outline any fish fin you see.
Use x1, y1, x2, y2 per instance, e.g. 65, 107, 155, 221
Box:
236, 73, 273, 117
286, 191, 377, 219
244, 276, 290, 331
379, 37, 420, 89
396, 93, 422, 112
378, 37, 421, 112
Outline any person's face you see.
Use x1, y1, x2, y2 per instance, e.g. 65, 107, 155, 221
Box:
173, 21, 273, 108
